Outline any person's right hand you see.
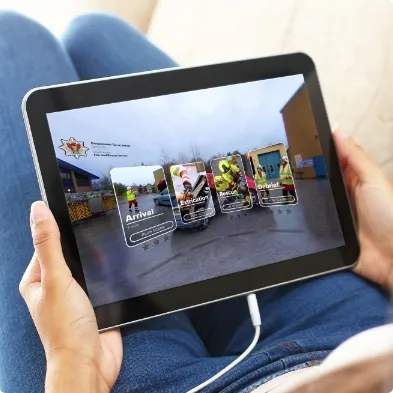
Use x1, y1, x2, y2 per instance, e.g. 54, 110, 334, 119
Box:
334, 129, 393, 291
20, 202, 123, 393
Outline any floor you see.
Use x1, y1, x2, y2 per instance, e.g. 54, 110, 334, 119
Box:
75, 178, 344, 307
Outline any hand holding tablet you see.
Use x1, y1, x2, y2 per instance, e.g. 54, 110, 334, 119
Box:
23, 54, 359, 330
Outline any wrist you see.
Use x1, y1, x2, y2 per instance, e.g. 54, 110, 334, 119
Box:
46, 353, 110, 393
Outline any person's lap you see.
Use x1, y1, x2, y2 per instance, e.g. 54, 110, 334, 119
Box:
118, 272, 388, 393
0, 11, 79, 393
0, 11, 388, 393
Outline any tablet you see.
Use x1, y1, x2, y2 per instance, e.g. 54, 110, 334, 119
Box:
23, 53, 359, 330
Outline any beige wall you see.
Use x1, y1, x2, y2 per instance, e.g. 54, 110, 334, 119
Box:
18, 0, 157, 35
69, 0, 157, 33
148, 0, 393, 177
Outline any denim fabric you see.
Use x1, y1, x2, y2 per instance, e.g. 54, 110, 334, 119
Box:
0, 11, 78, 393
0, 11, 389, 393
118, 272, 388, 393
62, 13, 177, 80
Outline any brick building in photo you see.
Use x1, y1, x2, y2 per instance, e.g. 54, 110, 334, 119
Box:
281, 85, 326, 179
57, 158, 100, 193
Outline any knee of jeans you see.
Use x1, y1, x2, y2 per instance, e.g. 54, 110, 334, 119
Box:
64, 12, 140, 42
63, 11, 147, 56
0, 11, 58, 52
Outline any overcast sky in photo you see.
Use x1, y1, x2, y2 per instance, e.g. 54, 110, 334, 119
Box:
110, 166, 159, 186
47, 74, 304, 178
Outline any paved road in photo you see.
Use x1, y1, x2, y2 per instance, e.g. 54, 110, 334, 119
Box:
74, 179, 344, 307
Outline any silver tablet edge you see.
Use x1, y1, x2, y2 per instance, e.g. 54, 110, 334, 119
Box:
98, 264, 355, 332
22, 88, 48, 203
20, 62, 357, 332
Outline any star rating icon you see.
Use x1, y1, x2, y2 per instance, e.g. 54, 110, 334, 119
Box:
142, 243, 149, 251
58, 137, 89, 159
286, 209, 292, 214
153, 239, 160, 246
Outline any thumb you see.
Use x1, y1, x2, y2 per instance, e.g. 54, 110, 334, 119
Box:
333, 129, 380, 182
30, 201, 71, 282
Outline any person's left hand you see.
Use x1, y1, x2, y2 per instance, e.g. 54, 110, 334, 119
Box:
334, 129, 393, 292
20, 201, 123, 393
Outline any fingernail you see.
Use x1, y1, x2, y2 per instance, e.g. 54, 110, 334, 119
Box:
31, 201, 49, 224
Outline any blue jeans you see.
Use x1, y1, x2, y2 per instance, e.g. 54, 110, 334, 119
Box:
0, 11, 389, 393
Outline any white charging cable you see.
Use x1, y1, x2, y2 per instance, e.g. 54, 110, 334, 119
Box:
186, 294, 261, 393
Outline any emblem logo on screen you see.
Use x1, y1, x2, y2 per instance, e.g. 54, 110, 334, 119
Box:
59, 137, 89, 159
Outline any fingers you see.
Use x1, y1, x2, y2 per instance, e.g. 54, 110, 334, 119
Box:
333, 128, 380, 183
30, 201, 71, 282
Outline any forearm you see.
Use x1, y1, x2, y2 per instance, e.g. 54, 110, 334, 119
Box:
46, 356, 110, 393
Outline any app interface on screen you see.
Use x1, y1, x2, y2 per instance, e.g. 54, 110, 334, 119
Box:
110, 166, 177, 247
47, 75, 345, 307
170, 162, 215, 224
211, 154, 253, 213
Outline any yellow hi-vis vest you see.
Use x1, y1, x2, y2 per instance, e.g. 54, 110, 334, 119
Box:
214, 176, 229, 192
230, 164, 241, 177
254, 171, 267, 187
170, 165, 185, 178
221, 171, 233, 185
279, 163, 293, 185
127, 190, 136, 201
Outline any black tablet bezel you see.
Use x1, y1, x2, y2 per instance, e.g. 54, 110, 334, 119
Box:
23, 53, 359, 330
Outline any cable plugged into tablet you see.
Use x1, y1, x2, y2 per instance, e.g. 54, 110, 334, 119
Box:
186, 294, 261, 393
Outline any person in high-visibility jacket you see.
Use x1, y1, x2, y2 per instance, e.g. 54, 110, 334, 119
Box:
279, 155, 297, 202
170, 165, 192, 192
254, 165, 270, 200
214, 175, 230, 193
171, 164, 193, 205
218, 160, 250, 207
218, 160, 236, 190
254, 165, 267, 187
127, 187, 139, 212
227, 155, 242, 181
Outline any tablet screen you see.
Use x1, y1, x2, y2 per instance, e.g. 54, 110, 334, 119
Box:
46, 75, 344, 307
